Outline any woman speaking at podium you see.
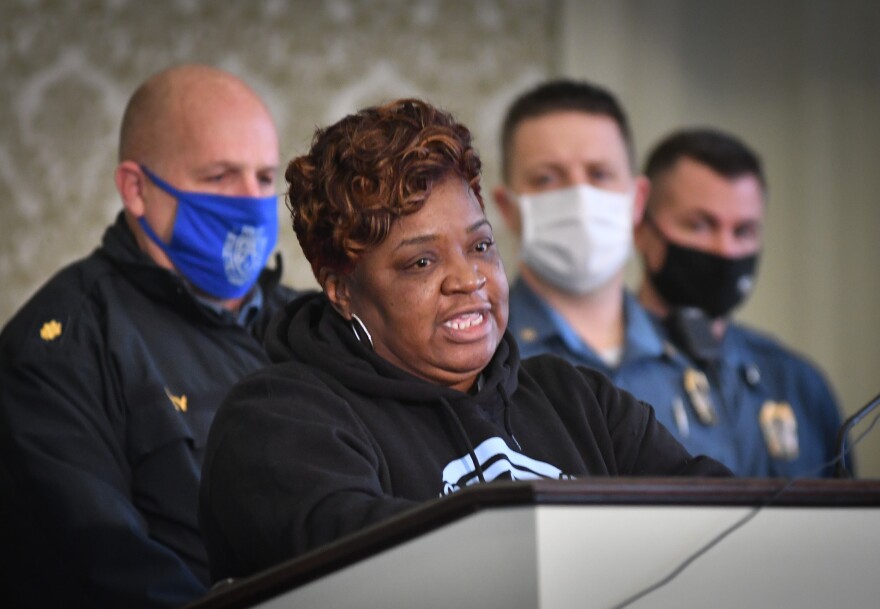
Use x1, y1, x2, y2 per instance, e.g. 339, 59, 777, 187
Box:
198, 98, 731, 581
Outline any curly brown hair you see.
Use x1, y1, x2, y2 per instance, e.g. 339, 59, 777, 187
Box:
285, 98, 483, 280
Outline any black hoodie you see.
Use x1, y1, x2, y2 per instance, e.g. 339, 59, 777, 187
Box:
200, 292, 730, 581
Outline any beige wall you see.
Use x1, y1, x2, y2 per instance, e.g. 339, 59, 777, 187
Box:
2, 0, 877, 474
558, 0, 880, 474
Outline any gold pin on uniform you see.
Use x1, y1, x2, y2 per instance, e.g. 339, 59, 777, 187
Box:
683, 368, 717, 426
39, 319, 63, 341
164, 387, 188, 413
759, 400, 799, 460
518, 327, 538, 343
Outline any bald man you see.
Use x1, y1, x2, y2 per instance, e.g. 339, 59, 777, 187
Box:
0, 65, 299, 608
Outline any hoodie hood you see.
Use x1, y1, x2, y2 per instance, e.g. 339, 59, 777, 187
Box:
265, 292, 521, 405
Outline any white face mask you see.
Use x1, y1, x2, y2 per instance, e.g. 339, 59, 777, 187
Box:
515, 184, 634, 294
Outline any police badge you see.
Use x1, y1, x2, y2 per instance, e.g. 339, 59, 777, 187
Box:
759, 400, 799, 460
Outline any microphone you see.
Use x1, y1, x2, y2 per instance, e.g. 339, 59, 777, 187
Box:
664, 307, 721, 365
834, 391, 880, 478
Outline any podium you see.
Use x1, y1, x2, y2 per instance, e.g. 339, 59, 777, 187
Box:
188, 478, 880, 609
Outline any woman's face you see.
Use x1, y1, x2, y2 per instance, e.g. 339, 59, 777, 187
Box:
336, 176, 508, 392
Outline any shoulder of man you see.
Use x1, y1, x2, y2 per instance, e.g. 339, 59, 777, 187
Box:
728, 322, 825, 373
0, 248, 114, 354
726, 321, 838, 406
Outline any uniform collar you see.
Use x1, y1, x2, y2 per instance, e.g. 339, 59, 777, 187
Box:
622, 292, 669, 361
192, 285, 264, 327
716, 322, 755, 371
101, 211, 270, 328
509, 278, 668, 368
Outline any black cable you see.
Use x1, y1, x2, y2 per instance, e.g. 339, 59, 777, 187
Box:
847, 408, 880, 457
607, 481, 790, 609
835, 392, 880, 477
607, 407, 880, 609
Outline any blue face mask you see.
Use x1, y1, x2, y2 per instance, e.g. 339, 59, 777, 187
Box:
138, 166, 278, 299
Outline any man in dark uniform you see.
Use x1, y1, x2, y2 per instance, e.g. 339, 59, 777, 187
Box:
0, 64, 299, 608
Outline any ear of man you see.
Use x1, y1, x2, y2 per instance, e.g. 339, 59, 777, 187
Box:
632, 175, 651, 227
115, 161, 148, 217
490, 185, 522, 235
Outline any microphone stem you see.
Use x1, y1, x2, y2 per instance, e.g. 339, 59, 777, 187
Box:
834, 392, 880, 478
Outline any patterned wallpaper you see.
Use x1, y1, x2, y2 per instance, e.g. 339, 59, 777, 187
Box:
0, 0, 557, 322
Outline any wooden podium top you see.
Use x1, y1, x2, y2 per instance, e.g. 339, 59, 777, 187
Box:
188, 477, 880, 609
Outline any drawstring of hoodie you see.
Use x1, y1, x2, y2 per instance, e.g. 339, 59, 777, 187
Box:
439, 397, 486, 484
498, 384, 522, 451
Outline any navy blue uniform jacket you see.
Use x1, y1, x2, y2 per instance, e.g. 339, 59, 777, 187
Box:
0, 213, 297, 608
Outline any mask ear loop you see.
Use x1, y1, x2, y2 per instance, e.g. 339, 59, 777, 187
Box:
350, 313, 373, 350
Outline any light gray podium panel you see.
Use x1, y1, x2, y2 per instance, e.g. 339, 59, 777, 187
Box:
256, 506, 538, 609
253, 504, 879, 609
535, 505, 878, 609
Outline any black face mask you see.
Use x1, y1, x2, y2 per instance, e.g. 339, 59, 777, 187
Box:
647, 223, 760, 319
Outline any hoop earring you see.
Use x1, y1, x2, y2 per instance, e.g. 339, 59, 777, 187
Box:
350, 313, 373, 350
